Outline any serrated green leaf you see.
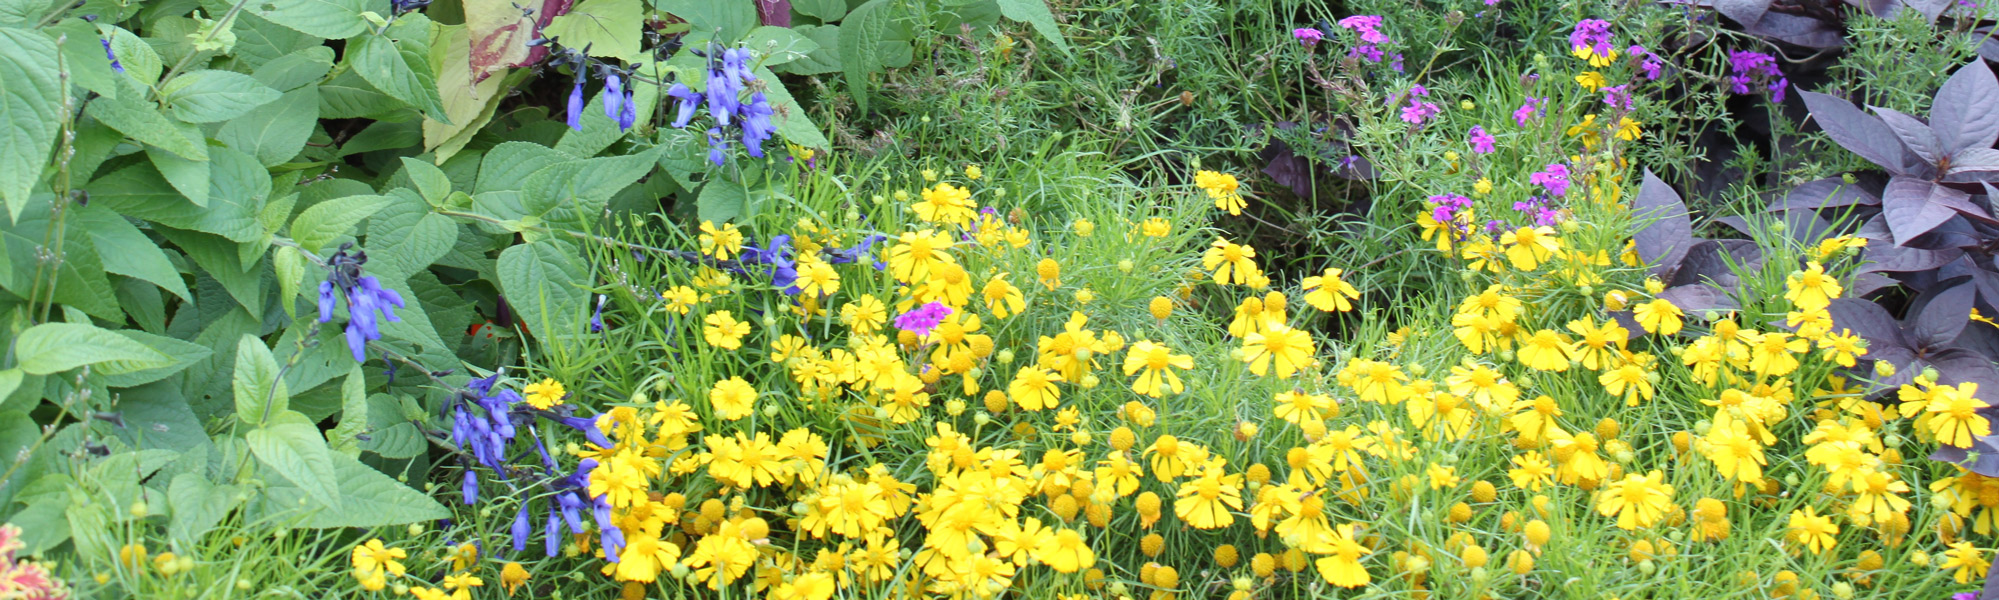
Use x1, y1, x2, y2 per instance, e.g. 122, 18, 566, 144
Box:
996, 0, 1070, 56
698, 177, 748, 223
327, 366, 368, 457
498, 239, 590, 344
86, 94, 208, 161
167, 473, 243, 544
361, 393, 423, 458
542, 0, 643, 61
399, 156, 451, 204
0, 204, 121, 319
792, 0, 846, 21
475, 141, 574, 194
351, 14, 447, 121
320, 70, 404, 118
840, 0, 890, 113
754, 65, 828, 149
260, 451, 445, 528
366, 190, 455, 278
248, 415, 342, 511
14, 322, 172, 375
0, 28, 64, 218
99, 331, 211, 388
251, 46, 337, 91
248, 0, 372, 39
657, 0, 756, 41
218, 85, 321, 167
741, 26, 818, 66
274, 245, 305, 319
106, 26, 161, 88
291, 194, 392, 255
51, 19, 119, 100
89, 150, 268, 241
146, 145, 211, 207
159, 70, 283, 123
0, 0, 52, 26
521, 149, 659, 228
72, 204, 192, 302
232, 335, 288, 427
160, 228, 263, 313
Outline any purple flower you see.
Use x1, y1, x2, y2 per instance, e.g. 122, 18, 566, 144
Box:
1530, 163, 1572, 197
706, 127, 729, 166
317, 249, 405, 363
740, 92, 776, 158
1338, 16, 1388, 43
666, 83, 701, 128
101, 38, 123, 74
1468, 126, 1496, 154
1427, 193, 1473, 223
1726, 50, 1787, 102
566, 79, 584, 131
1627, 45, 1662, 80
1513, 97, 1545, 126
602, 73, 625, 126
894, 302, 953, 337
1293, 27, 1323, 47
589, 294, 607, 333
1569, 19, 1614, 58
1602, 85, 1633, 111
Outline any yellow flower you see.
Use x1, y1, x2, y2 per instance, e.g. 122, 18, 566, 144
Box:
441, 573, 482, 600
351, 539, 407, 577
981, 274, 1026, 319
1203, 238, 1262, 286
1034, 528, 1096, 573
616, 531, 682, 583
1196, 170, 1246, 215
1701, 422, 1765, 483
1244, 326, 1315, 379
499, 562, 530, 596
1141, 218, 1172, 237
1008, 366, 1063, 411
1598, 363, 1654, 406
1123, 340, 1193, 398
1633, 298, 1683, 336
1473, 177, 1494, 196
1784, 262, 1841, 310
1073, 218, 1095, 237
661, 285, 701, 314
1500, 226, 1561, 271
1575, 71, 1608, 91
412, 588, 449, 600
841, 294, 887, 333
1314, 524, 1372, 588
885, 229, 957, 283
1614, 117, 1642, 141
1595, 470, 1673, 530
703, 310, 750, 350
1786, 507, 1839, 555
1301, 268, 1361, 312
1037, 257, 1062, 290
793, 257, 840, 298
1927, 382, 1992, 448
698, 221, 744, 260
1508, 452, 1555, 491
1517, 329, 1576, 372
1174, 462, 1243, 529
708, 377, 758, 421
915, 182, 977, 226
1942, 541, 1991, 584
1747, 331, 1807, 376
523, 378, 566, 410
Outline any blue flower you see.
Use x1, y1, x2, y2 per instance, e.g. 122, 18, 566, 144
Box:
566, 78, 585, 131
667, 83, 701, 128
590, 294, 607, 333
602, 73, 625, 127
707, 127, 730, 166
101, 39, 123, 74
740, 92, 776, 158
318, 249, 404, 363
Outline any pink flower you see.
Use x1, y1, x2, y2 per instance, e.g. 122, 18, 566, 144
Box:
1530, 163, 1571, 197
1512, 97, 1545, 127
1468, 126, 1496, 154
1294, 27, 1324, 47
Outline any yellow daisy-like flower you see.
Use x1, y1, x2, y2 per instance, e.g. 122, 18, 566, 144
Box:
793, 256, 840, 298
1123, 340, 1193, 398
1314, 524, 1372, 588
1301, 268, 1361, 312
915, 182, 977, 226
1786, 507, 1839, 555
703, 310, 750, 350
1784, 262, 1842, 311
1596, 470, 1673, 530
697, 221, 744, 261
884, 229, 957, 284
1941, 541, 1991, 584
1033, 528, 1096, 574
1517, 329, 1576, 372
1196, 170, 1246, 215
1141, 217, 1172, 237
982, 274, 1026, 318
1174, 462, 1243, 529
523, 378, 566, 410
1575, 70, 1608, 91
1008, 366, 1064, 411
1243, 325, 1315, 379
708, 377, 758, 421
1615, 117, 1642, 141
1500, 226, 1561, 271
1927, 382, 1992, 448
351, 539, 407, 577
1203, 238, 1262, 285
1633, 298, 1683, 336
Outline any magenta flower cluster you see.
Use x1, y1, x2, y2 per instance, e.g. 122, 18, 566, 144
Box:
1530, 163, 1572, 197
1399, 85, 1441, 125
1726, 50, 1788, 102
1467, 126, 1496, 154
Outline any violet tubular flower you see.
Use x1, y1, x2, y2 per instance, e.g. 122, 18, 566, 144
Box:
101, 38, 123, 74
894, 302, 953, 337
316, 247, 405, 363
1530, 163, 1572, 197
566, 78, 585, 131
1293, 27, 1323, 48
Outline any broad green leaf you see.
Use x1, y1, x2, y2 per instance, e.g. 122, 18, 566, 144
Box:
88, 150, 267, 241
167, 474, 243, 544
361, 393, 423, 459
367, 190, 455, 278
0, 410, 43, 513
0, 204, 121, 319
232, 335, 288, 427
840, 0, 890, 113
274, 245, 306, 319
108, 381, 210, 450
423, 23, 507, 162
497, 239, 590, 343
0, 28, 64, 218
106, 26, 162, 87
996, 0, 1071, 56
326, 366, 368, 457
0, 370, 22, 401
160, 228, 263, 313
341, 119, 423, 156
0, 0, 52, 26
792, 0, 846, 20
99, 332, 211, 388
86, 93, 208, 161
698, 177, 749, 223
476, 141, 575, 194
260, 451, 446, 528
521, 149, 659, 228
218, 85, 321, 167
247, 415, 342, 511
13, 322, 172, 375
248, 0, 372, 39
159, 70, 283, 122
657, 0, 756, 41
51, 19, 120, 99
541, 0, 643, 61
72, 204, 192, 302
320, 70, 404, 118
146, 145, 211, 207
250, 46, 337, 91
291, 194, 393, 255
754, 65, 829, 149
741, 26, 818, 66
399, 156, 452, 204
350, 14, 448, 121
231, 11, 325, 70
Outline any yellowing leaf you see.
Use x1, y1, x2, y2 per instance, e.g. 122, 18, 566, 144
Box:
541, 0, 643, 62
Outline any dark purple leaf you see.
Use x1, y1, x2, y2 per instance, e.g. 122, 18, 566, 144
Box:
1932, 440, 1999, 477
1970, 266, 1999, 310
1259, 139, 1314, 199
1713, 216, 1751, 236
1766, 177, 1880, 211
756, 0, 792, 26
1930, 183, 1997, 224
1711, 0, 1770, 26
1668, 239, 1761, 289
1882, 178, 1962, 244
1950, 316, 1999, 362
1932, 348, 1999, 404
1632, 171, 1696, 277
1871, 107, 1946, 166
1899, 0, 1953, 21
1984, 36, 1999, 64
1826, 297, 1911, 351
1946, 148, 1999, 178
1606, 311, 1647, 341
1781, 208, 1836, 246
1851, 271, 1898, 298
1985, 546, 1999, 600
1866, 345, 1924, 392
1743, 13, 1845, 49
1857, 237, 1962, 273
1856, 214, 1893, 241
1912, 279, 1974, 348
1931, 60, 1999, 153
1800, 90, 1929, 177
1658, 284, 1739, 314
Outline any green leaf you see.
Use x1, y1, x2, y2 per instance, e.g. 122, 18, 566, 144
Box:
261, 451, 446, 528
423, 23, 508, 163
247, 414, 342, 511
541, 0, 644, 61
792, 0, 846, 21
657, 0, 757, 41
778, 25, 840, 75
86, 94, 208, 161
475, 141, 574, 194
248, 0, 372, 39
106, 26, 162, 88
361, 393, 423, 459
0, 0, 52, 27
250, 46, 337, 91
399, 156, 452, 204
754, 65, 829, 149
13, 322, 173, 375
521, 149, 659, 228
0, 204, 121, 319
72, 204, 193, 302
995, 0, 1071, 56
497, 239, 590, 343
840, 0, 891, 113
218, 85, 321, 167
350, 14, 448, 121
89, 150, 268, 242
146, 145, 211, 207
51, 19, 120, 100
327, 366, 368, 457
0, 28, 64, 218
320, 70, 404, 118
366, 190, 455, 278
291, 194, 393, 255
160, 228, 263, 313
167, 473, 243, 544
741, 26, 819, 66
274, 245, 305, 319
698, 177, 749, 223
232, 335, 288, 427
99, 332, 211, 388
159, 70, 283, 123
